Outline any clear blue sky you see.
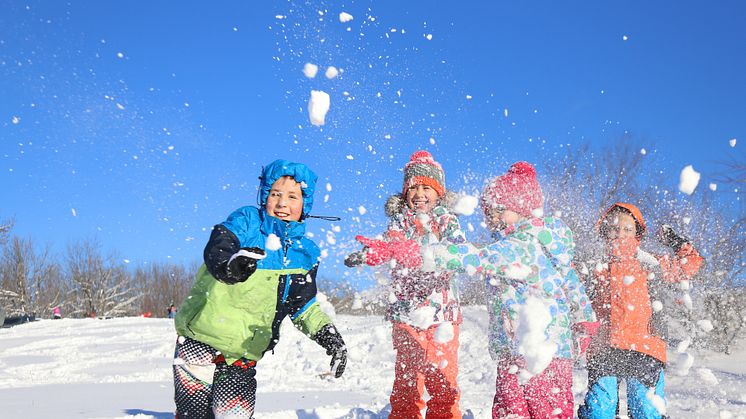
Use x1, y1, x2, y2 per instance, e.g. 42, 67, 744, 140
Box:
1, 1, 743, 287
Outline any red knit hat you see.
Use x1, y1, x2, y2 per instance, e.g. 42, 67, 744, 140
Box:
402, 150, 446, 197
481, 161, 544, 217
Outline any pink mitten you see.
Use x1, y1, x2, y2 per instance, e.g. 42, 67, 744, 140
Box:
390, 239, 422, 269
355, 235, 393, 266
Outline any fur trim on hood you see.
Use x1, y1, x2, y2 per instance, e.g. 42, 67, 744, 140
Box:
384, 190, 459, 218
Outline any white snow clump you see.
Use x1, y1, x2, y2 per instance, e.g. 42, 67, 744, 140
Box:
339, 12, 353, 23
678, 165, 701, 195
453, 194, 479, 216
265, 234, 282, 251
303, 63, 319, 78
325, 66, 339, 79
308, 90, 330, 126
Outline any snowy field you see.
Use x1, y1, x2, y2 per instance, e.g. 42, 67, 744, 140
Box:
1, 307, 745, 419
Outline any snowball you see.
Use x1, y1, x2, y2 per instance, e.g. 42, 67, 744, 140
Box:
453, 194, 478, 216
623, 35, 629, 41
675, 352, 694, 376
325, 66, 339, 79
339, 12, 353, 22
709, 183, 718, 191
408, 306, 437, 330
465, 95, 472, 100
434, 322, 455, 343
504, 108, 509, 118
308, 90, 330, 126
265, 234, 282, 251
730, 138, 737, 147
623, 275, 635, 285
117, 52, 124, 58
326, 182, 332, 192
678, 165, 701, 195
697, 320, 714, 332
11, 116, 20, 124
515, 297, 557, 382
426, 34, 433, 40
303, 63, 319, 78
652, 300, 663, 312
680, 280, 691, 291
640, 148, 647, 155
676, 338, 691, 353
358, 206, 367, 215
71, 208, 77, 217
696, 368, 719, 385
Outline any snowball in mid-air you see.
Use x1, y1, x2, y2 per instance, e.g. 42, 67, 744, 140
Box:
709, 183, 717, 191
303, 63, 319, 78
453, 195, 478, 216
358, 206, 367, 215
11, 116, 20, 124
308, 90, 330, 126
640, 148, 647, 155
265, 234, 282, 251
426, 34, 433, 40
325, 66, 339, 79
678, 165, 700, 195
339, 12, 353, 22
730, 138, 737, 147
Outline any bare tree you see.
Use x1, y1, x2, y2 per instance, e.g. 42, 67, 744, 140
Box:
134, 261, 195, 317
65, 238, 140, 318
0, 236, 63, 318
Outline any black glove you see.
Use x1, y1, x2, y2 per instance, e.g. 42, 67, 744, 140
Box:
223, 247, 266, 284
343, 250, 367, 267
657, 224, 688, 252
313, 324, 347, 378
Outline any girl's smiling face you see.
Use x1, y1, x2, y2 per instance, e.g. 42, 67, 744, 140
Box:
405, 184, 440, 213
265, 176, 304, 221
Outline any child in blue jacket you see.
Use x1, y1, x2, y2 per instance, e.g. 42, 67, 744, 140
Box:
173, 159, 346, 418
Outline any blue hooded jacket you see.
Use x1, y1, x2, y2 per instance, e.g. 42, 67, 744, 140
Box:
174, 159, 332, 363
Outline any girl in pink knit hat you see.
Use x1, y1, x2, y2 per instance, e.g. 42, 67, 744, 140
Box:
345, 150, 466, 419
426, 161, 597, 419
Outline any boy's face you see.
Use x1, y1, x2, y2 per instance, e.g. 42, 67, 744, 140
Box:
485, 205, 523, 232
603, 212, 637, 241
405, 184, 440, 213
265, 176, 304, 222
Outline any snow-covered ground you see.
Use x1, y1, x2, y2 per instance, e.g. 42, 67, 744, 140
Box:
1, 307, 745, 418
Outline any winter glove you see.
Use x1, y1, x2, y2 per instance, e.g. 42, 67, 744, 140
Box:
222, 247, 266, 284
343, 250, 367, 267
355, 235, 394, 266
572, 321, 600, 357
313, 324, 347, 378
657, 224, 689, 252
389, 239, 423, 269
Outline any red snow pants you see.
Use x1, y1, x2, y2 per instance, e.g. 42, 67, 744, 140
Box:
389, 322, 461, 419
492, 355, 573, 419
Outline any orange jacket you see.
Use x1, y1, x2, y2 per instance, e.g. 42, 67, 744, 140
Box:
588, 203, 703, 362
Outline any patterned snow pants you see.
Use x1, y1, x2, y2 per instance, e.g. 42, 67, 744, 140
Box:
173, 336, 257, 418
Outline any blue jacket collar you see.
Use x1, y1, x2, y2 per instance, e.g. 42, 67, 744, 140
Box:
259, 209, 306, 240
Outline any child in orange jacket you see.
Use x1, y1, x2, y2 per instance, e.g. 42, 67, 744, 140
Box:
578, 203, 703, 419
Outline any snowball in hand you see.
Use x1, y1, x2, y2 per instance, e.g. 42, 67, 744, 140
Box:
308, 90, 330, 126
678, 165, 701, 195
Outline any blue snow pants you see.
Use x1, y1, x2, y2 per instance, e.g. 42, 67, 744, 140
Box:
578, 347, 666, 419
